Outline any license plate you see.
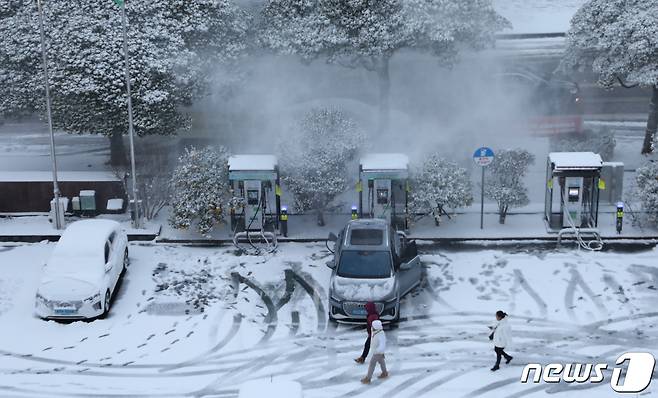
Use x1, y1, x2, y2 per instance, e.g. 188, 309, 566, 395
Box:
352, 308, 367, 316
54, 307, 76, 315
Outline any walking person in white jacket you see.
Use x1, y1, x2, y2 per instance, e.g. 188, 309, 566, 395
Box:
361, 320, 389, 384
489, 310, 513, 371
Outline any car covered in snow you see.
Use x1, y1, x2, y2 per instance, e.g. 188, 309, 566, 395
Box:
35, 219, 128, 320
327, 219, 421, 323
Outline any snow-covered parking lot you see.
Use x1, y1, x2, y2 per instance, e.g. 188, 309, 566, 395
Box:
0, 242, 656, 397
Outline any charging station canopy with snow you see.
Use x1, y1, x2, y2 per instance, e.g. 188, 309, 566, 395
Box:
359, 153, 409, 230
544, 152, 603, 233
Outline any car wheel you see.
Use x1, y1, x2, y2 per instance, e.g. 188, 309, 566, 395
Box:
102, 290, 111, 318
392, 300, 401, 324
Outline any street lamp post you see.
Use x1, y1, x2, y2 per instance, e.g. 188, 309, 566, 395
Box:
36, 0, 63, 230
118, 0, 141, 228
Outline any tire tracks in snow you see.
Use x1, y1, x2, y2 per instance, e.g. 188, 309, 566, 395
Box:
511, 269, 548, 318
564, 267, 607, 322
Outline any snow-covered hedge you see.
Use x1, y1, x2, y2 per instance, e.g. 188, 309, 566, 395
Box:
635, 162, 658, 225
549, 129, 616, 161
409, 155, 473, 225
278, 108, 365, 226
169, 146, 231, 236
484, 149, 534, 224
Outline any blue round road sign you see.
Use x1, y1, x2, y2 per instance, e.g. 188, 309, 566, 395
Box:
473, 147, 495, 166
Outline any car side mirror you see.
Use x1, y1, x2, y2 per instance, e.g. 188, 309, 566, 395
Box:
328, 232, 338, 242
326, 260, 336, 269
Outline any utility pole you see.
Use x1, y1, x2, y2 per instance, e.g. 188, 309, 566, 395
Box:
118, 0, 141, 228
36, 0, 63, 230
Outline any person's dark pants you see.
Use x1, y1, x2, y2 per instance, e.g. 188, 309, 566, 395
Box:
360, 336, 371, 359
494, 346, 511, 367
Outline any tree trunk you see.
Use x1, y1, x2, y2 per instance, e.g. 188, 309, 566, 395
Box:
109, 132, 128, 167
316, 209, 325, 227
641, 85, 658, 155
377, 57, 391, 134
499, 204, 507, 224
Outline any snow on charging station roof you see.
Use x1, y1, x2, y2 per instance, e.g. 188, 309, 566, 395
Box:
549, 152, 603, 170
228, 155, 277, 171
360, 153, 409, 171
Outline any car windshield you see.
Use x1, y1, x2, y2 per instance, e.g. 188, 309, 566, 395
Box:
337, 250, 392, 279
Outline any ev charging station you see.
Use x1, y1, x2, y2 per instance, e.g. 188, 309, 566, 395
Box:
544, 152, 603, 250
358, 153, 409, 230
228, 155, 281, 252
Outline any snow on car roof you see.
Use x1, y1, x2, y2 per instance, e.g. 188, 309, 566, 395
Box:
360, 153, 409, 171
0, 171, 120, 182
54, 220, 120, 256
228, 155, 278, 171
549, 152, 603, 170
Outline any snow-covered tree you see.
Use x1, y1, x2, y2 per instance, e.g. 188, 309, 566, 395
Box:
484, 149, 534, 224
169, 146, 231, 236
562, 0, 658, 154
278, 108, 365, 226
635, 162, 658, 225
0, 0, 248, 165
409, 155, 473, 225
258, 0, 509, 131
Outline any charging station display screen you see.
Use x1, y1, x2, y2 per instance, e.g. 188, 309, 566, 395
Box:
376, 189, 389, 204
247, 190, 259, 205
568, 187, 579, 202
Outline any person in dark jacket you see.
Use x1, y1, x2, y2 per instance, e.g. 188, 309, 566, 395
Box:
355, 301, 379, 364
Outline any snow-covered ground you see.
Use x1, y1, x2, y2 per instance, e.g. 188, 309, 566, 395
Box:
0, 242, 656, 397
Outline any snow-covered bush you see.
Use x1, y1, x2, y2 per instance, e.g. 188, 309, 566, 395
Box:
484, 149, 535, 224
169, 146, 231, 236
409, 155, 473, 225
278, 108, 365, 226
0, 0, 248, 165
635, 162, 658, 225
549, 128, 616, 161
259, 0, 508, 130
562, 0, 658, 154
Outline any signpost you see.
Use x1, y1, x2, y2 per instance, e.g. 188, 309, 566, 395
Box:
473, 147, 495, 229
